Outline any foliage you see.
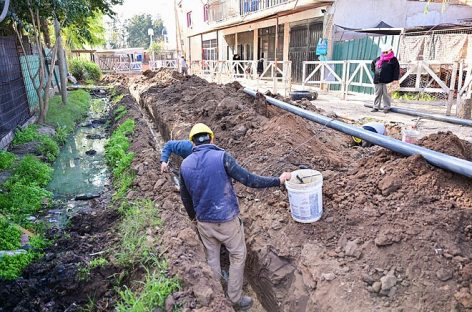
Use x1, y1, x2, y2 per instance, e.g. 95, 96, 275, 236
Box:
9, 155, 53, 187
89, 257, 108, 268
0, 183, 52, 222
0, 252, 36, 280
12, 125, 40, 145
114, 105, 127, 121
0, 217, 22, 250
391, 91, 437, 102
0, 151, 16, 171
69, 59, 102, 82
62, 11, 106, 49
47, 90, 91, 134
115, 200, 161, 267
148, 41, 163, 56
39, 136, 60, 161
116, 262, 180, 312
125, 14, 165, 48
105, 118, 135, 201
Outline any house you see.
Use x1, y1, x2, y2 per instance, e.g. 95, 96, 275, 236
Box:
176, 0, 472, 82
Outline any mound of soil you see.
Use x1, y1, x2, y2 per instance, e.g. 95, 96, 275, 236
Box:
129, 70, 472, 311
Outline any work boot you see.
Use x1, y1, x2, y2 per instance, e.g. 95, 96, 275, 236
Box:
383, 108, 390, 113
233, 296, 253, 310
371, 108, 379, 112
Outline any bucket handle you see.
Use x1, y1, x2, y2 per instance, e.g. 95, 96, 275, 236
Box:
296, 173, 321, 184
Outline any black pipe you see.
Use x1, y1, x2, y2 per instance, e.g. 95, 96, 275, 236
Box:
364, 104, 472, 127
243, 88, 472, 178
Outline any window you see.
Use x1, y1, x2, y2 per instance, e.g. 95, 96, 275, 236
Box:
203, 4, 209, 22
202, 39, 218, 60
186, 11, 192, 27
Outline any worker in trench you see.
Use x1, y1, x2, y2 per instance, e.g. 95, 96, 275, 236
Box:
160, 139, 193, 173
179, 123, 292, 310
351, 121, 387, 147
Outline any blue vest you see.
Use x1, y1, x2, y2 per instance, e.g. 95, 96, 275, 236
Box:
180, 144, 239, 222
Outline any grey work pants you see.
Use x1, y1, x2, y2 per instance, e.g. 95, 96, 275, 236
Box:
374, 83, 392, 110
197, 217, 246, 303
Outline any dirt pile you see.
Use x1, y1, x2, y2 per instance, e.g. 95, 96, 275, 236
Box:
129, 71, 472, 311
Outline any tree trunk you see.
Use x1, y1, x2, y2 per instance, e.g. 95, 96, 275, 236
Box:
41, 18, 51, 48
54, 19, 68, 105
458, 98, 472, 119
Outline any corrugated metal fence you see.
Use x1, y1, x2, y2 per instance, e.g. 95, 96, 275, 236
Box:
0, 36, 30, 137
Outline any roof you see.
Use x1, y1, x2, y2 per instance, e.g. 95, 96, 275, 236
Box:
96, 48, 145, 54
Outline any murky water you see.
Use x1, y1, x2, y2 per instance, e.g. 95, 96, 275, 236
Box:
45, 97, 110, 227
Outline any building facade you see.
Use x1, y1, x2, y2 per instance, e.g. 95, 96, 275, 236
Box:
175, 0, 472, 81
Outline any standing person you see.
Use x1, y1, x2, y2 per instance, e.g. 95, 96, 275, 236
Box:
370, 44, 400, 113
233, 53, 241, 74
160, 140, 193, 173
180, 56, 188, 76
179, 123, 291, 310
257, 53, 264, 77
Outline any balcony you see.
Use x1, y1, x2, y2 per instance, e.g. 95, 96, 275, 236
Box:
208, 0, 294, 23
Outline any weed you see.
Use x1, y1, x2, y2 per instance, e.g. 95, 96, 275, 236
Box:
47, 90, 91, 135
112, 94, 125, 104
77, 265, 91, 281
116, 200, 161, 267
12, 125, 40, 145
114, 105, 127, 121
0, 216, 21, 250
81, 298, 97, 312
0, 251, 36, 280
54, 125, 69, 145
89, 257, 108, 268
9, 155, 53, 187
39, 136, 60, 162
0, 151, 16, 171
116, 261, 180, 312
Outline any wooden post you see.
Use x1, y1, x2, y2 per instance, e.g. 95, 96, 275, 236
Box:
54, 19, 67, 105
446, 62, 458, 116
273, 16, 279, 94
456, 60, 464, 115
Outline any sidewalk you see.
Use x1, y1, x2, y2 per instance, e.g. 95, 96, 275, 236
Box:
235, 78, 472, 143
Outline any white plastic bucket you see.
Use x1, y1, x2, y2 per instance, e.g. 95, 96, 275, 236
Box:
285, 169, 323, 223
402, 129, 420, 144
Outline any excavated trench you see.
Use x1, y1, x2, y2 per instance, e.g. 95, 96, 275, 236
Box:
113, 69, 472, 311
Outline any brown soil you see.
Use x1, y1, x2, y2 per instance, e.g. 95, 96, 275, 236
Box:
127, 69, 472, 312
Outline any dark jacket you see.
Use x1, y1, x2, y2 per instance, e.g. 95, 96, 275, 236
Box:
160, 140, 193, 163
180, 144, 280, 222
371, 56, 400, 84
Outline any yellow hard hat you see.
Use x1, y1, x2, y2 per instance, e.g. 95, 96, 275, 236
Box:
189, 123, 214, 142
352, 136, 362, 144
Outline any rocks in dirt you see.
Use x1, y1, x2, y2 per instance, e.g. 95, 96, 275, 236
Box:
344, 239, 362, 259
75, 193, 100, 201
377, 175, 401, 196
37, 125, 56, 137
454, 288, 472, 308
460, 263, 472, 280
380, 271, 398, 296
165, 294, 176, 312
193, 285, 213, 306
8, 141, 41, 156
371, 281, 382, 293
85, 149, 97, 156
375, 230, 401, 247
86, 134, 104, 140
154, 178, 167, 190
321, 272, 336, 281
362, 273, 375, 285
436, 268, 453, 282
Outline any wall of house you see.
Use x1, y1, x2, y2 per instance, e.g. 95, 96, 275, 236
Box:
331, 0, 472, 29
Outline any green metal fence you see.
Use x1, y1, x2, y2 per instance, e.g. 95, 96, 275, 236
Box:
331, 35, 400, 94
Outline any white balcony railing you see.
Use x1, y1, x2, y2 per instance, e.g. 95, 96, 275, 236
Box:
208, 0, 292, 23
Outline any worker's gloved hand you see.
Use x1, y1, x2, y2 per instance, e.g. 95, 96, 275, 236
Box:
279, 172, 292, 184
160, 162, 169, 173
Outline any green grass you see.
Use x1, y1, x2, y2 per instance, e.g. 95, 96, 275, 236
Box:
105, 118, 136, 201
392, 91, 438, 102
89, 257, 108, 268
9, 155, 53, 187
0, 151, 16, 171
47, 90, 91, 135
11, 125, 60, 162
116, 200, 161, 267
116, 261, 180, 312
114, 105, 127, 121
0, 216, 21, 250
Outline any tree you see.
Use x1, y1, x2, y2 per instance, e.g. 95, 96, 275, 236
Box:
62, 11, 106, 49
125, 14, 165, 48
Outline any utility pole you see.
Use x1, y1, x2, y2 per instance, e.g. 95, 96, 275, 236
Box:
174, 0, 181, 71
54, 18, 68, 105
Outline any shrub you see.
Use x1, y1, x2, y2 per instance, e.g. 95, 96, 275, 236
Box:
69, 59, 102, 82
0, 216, 21, 250
38, 136, 60, 162
12, 125, 40, 145
0, 151, 16, 171
10, 155, 53, 187
0, 252, 35, 280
